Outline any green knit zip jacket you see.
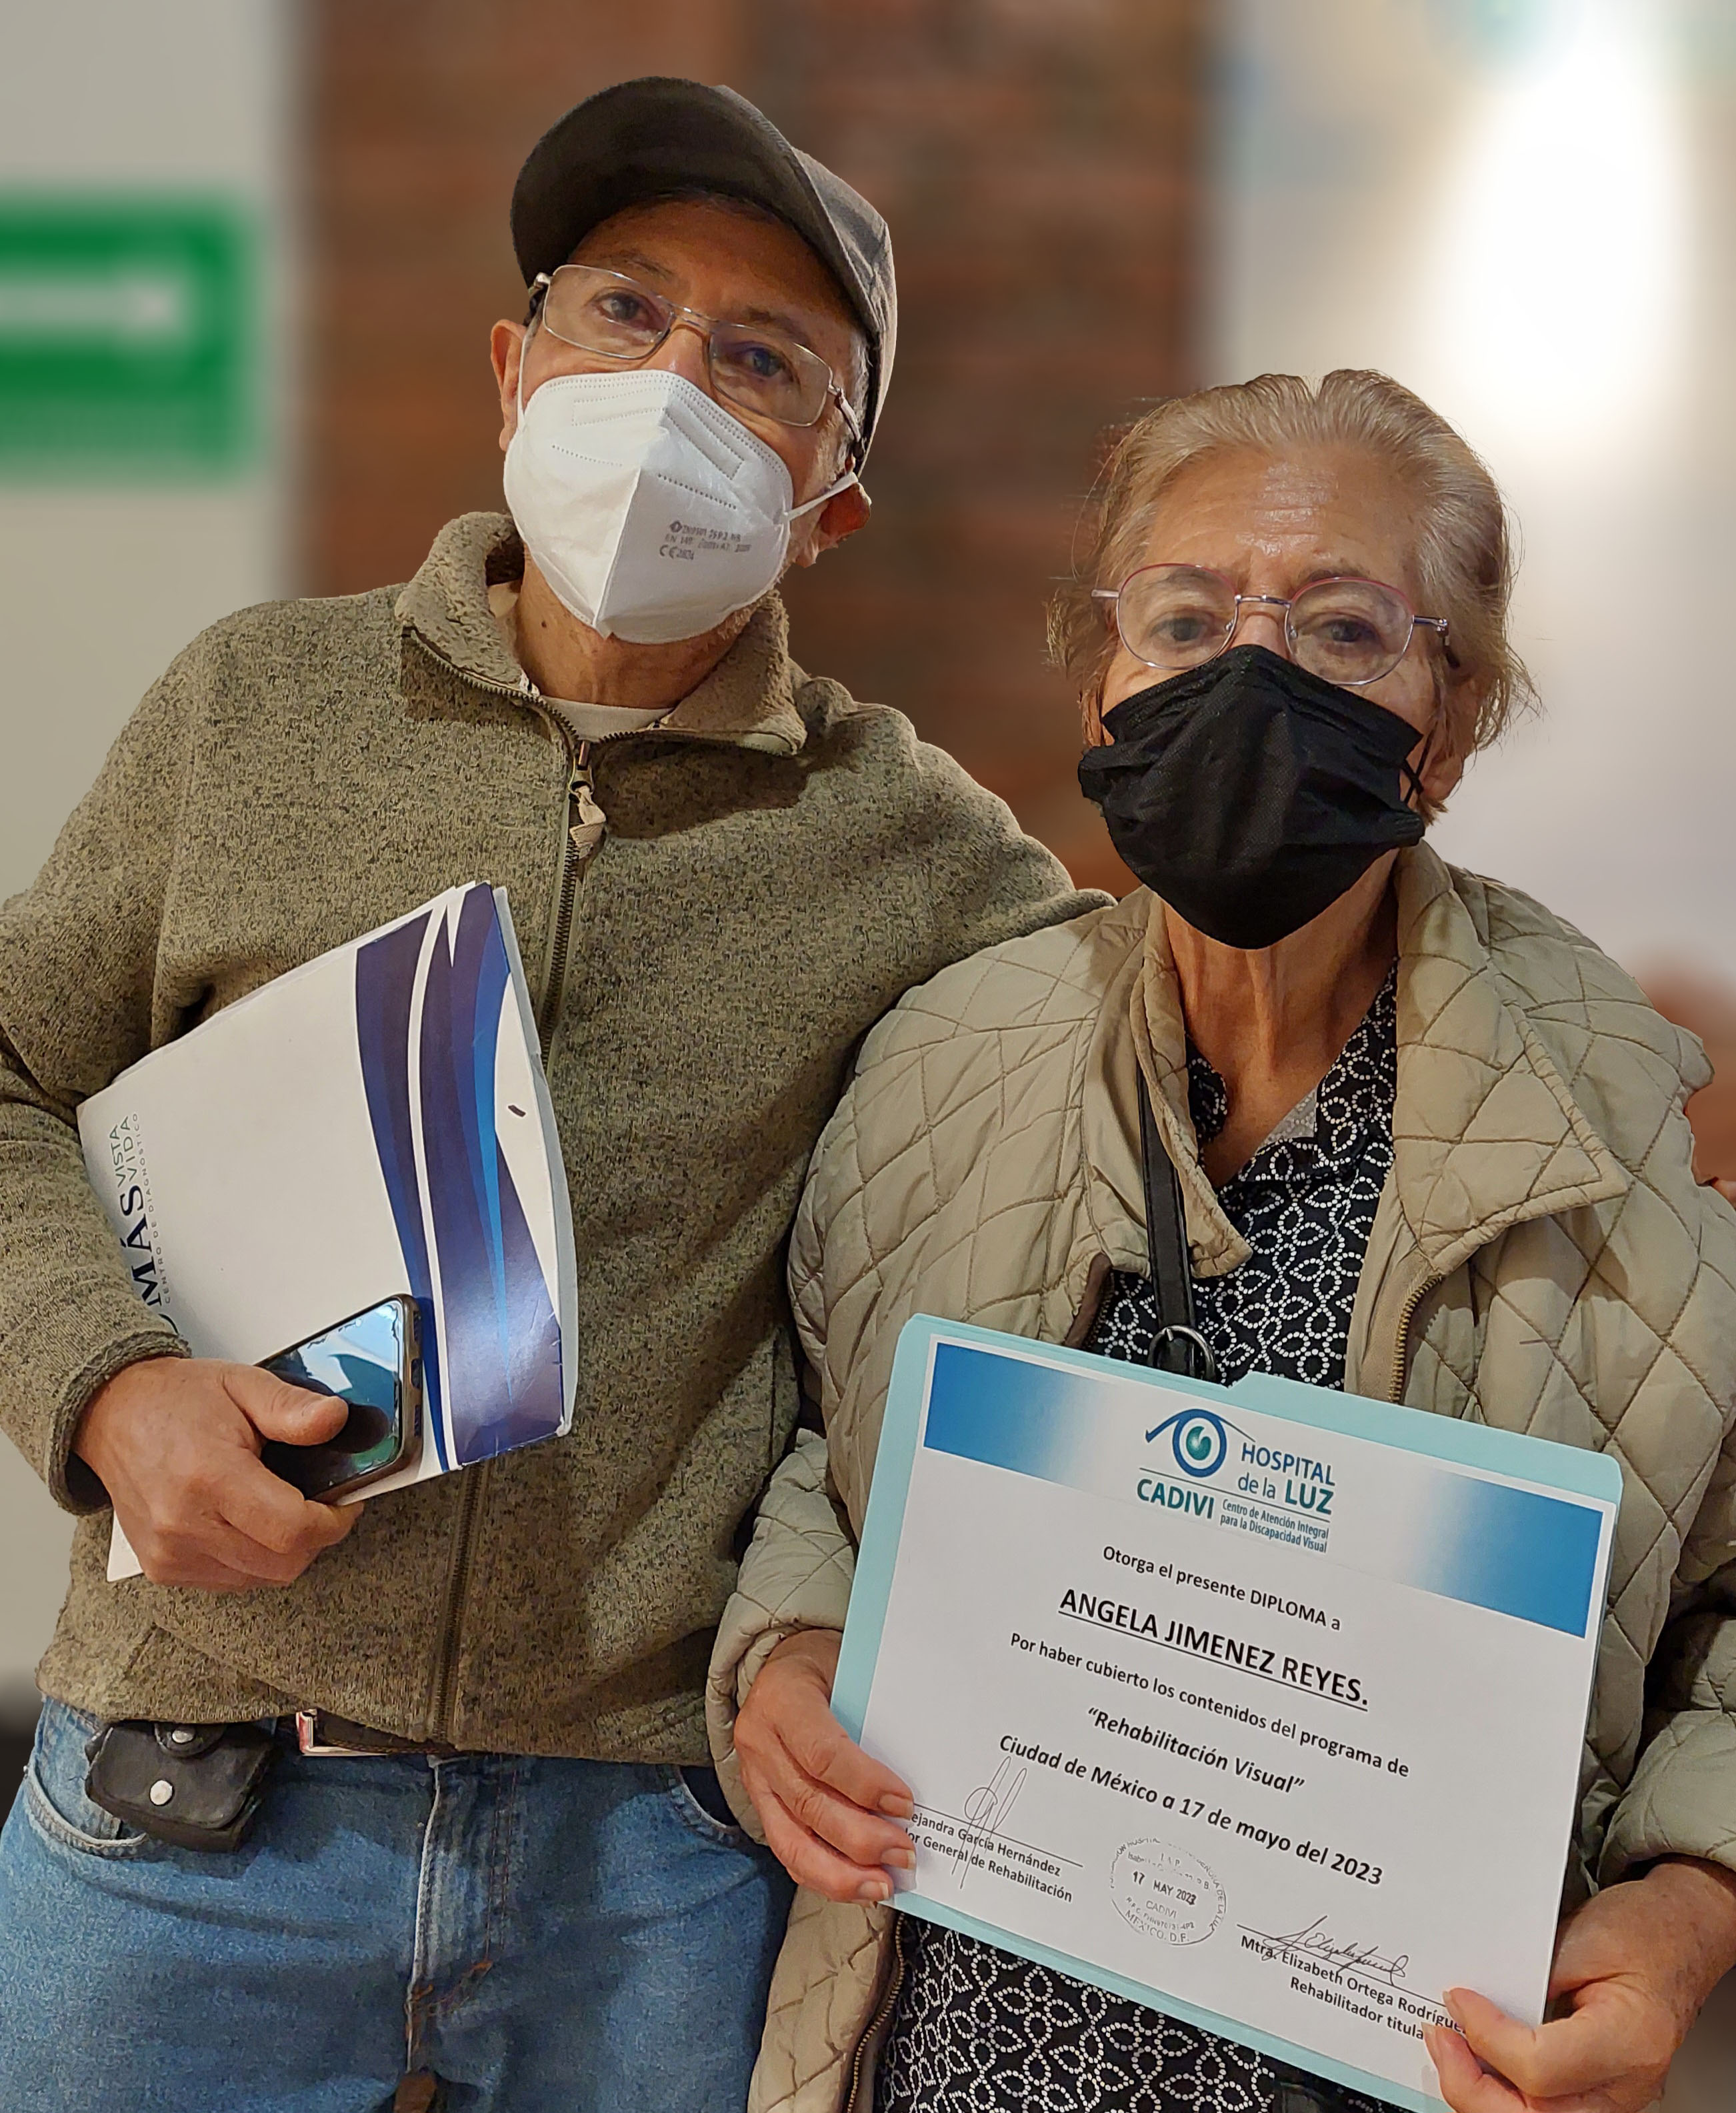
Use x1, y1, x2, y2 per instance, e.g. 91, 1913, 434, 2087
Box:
0, 511, 1101, 1760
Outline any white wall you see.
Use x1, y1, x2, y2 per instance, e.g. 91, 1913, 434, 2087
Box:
1213, 3, 1735, 2098
1214, 0, 1736, 979
0, 0, 291, 1691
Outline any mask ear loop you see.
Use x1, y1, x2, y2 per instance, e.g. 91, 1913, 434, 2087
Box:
514, 308, 538, 425
784, 467, 858, 525
784, 380, 866, 524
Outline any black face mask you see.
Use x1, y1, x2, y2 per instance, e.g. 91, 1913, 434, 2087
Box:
1077, 644, 1427, 951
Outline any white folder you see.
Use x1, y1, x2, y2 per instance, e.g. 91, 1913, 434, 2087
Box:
76, 885, 577, 1579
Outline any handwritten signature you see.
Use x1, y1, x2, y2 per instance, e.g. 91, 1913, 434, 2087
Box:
963, 1758, 1028, 1836
1242, 1914, 1414, 1990
953, 1758, 1029, 1890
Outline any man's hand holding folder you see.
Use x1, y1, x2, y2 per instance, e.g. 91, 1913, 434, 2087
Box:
75, 885, 580, 1584
75, 1357, 358, 1591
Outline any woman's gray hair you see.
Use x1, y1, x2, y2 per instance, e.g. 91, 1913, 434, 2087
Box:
1051, 369, 1537, 760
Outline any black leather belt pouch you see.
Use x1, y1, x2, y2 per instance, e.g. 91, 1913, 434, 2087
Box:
85, 1720, 279, 1852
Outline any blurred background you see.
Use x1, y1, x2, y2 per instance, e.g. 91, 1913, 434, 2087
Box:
1, 0, 1733, 2088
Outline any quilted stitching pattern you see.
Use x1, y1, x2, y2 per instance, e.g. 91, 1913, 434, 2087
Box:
707, 1431, 855, 1844
713, 848, 1736, 2113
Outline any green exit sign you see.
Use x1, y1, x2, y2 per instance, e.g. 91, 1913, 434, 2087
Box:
0, 196, 256, 479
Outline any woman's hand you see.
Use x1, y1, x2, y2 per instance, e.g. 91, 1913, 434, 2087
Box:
733, 1629, 917, 1903
1425, 1858, 1736, 2112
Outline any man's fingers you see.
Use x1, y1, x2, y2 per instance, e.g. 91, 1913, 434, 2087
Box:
755, 1786, 897, 1904
79, 1356, 361, 1590
1446, 1986, 1645, 2104
127, 1442, 357, 1587
223, 1364, 351, 1446
201, 1499, 349, 1585
133, 1537, 279, 1592
1424, 2025, 1522, 2113
1446, 1988, 1535, 2071
1441, 1992, 1566, 2106
219, 1452, 359, 1564
133, 1498, 315, 1588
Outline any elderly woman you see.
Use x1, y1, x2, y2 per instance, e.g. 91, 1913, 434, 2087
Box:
707, 371, 1736, 2113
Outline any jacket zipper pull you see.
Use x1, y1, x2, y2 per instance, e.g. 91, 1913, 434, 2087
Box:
569, 743, 605, 862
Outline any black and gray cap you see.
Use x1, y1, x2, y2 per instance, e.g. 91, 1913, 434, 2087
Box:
511, 77, 897, 457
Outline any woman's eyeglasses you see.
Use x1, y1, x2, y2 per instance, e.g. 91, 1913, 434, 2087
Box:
1094, 565, 1449, 688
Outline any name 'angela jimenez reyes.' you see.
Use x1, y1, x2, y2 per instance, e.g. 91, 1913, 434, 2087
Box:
1055, 1588, 1368, 1708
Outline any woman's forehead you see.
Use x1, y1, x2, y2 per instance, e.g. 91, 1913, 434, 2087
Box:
1141, 445, 1420, 593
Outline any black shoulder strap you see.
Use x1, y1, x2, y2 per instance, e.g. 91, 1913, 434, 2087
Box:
1137, 1071, 1217, 1383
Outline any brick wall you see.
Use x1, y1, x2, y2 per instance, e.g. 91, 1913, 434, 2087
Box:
307, 1, 1205, 887
305, 1, 744, 601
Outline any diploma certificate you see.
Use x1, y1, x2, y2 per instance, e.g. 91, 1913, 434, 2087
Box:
833, 1319, 1621, 2112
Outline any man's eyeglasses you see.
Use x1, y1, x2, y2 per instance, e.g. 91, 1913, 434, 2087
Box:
529, 264, 862, 455
1094, 565, 1449, 689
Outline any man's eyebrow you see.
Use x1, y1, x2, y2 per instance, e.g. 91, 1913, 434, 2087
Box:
579, 246, 677, 284
729, 303, 818, 345
568, 249, 827, 348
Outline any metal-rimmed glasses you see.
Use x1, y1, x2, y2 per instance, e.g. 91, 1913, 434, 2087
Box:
529, 264, 863, 457
1093, 564, 1449, 689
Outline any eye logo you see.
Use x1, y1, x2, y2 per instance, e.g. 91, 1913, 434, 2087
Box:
1145, 1406, 1237, 1479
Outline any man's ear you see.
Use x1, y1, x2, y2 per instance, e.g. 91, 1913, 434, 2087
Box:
490, 322, 526, 454
791, 482, 871, 568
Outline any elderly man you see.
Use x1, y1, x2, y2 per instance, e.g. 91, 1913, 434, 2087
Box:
0, 79, 1095, 2113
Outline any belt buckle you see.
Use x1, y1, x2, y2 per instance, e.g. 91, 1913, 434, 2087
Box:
294, 1710, 375, 1758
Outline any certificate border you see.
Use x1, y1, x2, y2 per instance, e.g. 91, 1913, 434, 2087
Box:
833, 1314, 1624, 2113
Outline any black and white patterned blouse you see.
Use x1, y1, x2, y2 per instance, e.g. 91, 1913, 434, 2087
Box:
877, 970, 1400, 2113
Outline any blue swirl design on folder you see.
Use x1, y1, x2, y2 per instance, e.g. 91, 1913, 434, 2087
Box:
354, 909, 443, 1460
355, 890, 565, 1470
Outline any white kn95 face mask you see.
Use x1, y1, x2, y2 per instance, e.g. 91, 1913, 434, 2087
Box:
502, 363, 855, 645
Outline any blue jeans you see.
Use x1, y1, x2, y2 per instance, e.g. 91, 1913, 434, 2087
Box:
0, 1699, 793, 2112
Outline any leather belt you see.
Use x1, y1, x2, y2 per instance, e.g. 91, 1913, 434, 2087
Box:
292, 1710, 459, 1759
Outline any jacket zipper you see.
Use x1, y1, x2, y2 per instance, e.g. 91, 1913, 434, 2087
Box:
529, 705, 679, 1051
843, 1914, 905, 2113
403, 635, 750, 1060
1384, 1274, 1438, 1403
537, 740, 599, 1058
402, 635, 637, 1741
430, 1465, 485, 1738
399, 637, 629, 1049
404, 627, 766, 1734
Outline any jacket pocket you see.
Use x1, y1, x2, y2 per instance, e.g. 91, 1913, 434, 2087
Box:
23, 1700, 149, 1859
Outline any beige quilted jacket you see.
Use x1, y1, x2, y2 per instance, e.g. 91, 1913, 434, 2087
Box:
708, 847, 1736, 2113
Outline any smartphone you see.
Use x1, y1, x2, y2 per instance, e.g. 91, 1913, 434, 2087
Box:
257, 1295, 421, 1501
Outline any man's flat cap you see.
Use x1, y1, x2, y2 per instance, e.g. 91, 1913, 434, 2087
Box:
512, 77, 896, 454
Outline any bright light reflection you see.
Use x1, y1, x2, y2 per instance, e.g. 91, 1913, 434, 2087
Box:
1415, 0, 1687, 461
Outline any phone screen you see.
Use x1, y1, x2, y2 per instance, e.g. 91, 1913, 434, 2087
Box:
259, 1298, 419, 1500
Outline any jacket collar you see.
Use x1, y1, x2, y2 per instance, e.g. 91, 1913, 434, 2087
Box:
1123, 841, 1629, 1284
1131, 904, 1251, 1279
393, 511, 811, 755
